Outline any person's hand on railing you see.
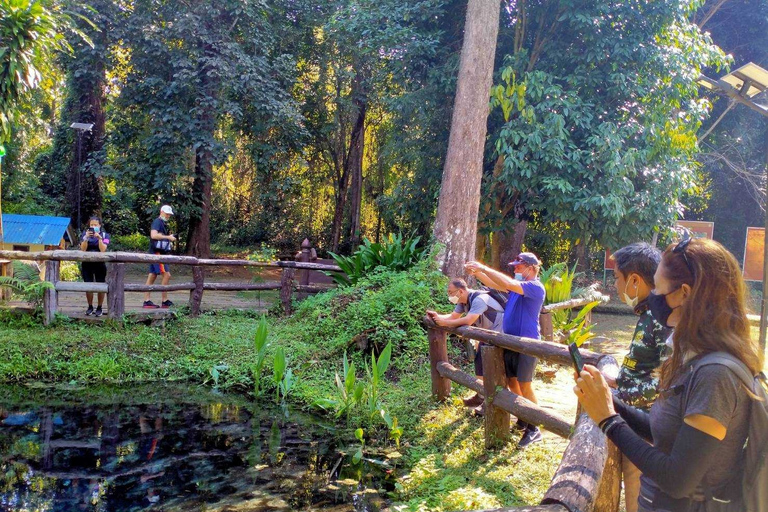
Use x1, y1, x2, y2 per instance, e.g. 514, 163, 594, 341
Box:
573, 365, 616, 425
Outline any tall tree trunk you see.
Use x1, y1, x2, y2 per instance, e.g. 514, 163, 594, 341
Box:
66, 34, 107, 230
347, 84, 367, 250
330, 161, 350, 253
433, 0, 502, 277
573, 233, 590, 274
186, 41, 217, 259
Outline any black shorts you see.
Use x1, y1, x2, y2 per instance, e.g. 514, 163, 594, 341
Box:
81, 262, 107, 283
474, 343, 517, 379
510, 352, 538, 382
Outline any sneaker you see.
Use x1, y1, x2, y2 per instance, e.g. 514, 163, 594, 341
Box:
143, 301, 160, 309
517, 426, 543, 448
161, 300, 174, 309
85, 305, 94, 316
94, 307, 103, 317
471, 403, 485, 417
462, 393, 484, 408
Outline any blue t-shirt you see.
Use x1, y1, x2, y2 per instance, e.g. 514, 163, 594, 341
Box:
502, 279, 546, 339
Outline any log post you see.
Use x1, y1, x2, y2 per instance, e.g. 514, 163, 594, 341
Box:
106, 263, 125, 320
43, 260, 60, 326
189, 266, 204, 316
280, 267, 295, 315
482, 345, 510, 448
296, 239, 311, 300
428, 326, 451, 401
593, 354, 621, 512
540, 311, 554, 342
0, 260, 11, 301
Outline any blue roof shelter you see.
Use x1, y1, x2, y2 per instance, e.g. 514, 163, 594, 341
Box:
1, 214, 75, 250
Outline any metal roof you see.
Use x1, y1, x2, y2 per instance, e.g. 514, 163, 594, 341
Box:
1, 214, 72, 246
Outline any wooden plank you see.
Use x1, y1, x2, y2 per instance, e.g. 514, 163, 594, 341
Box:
541, 293, 608, 313
56, 282, 109, 293
424, 316, 610, 369
43, 260, 59, 326
436, 362, 572, 438
107, 263, 125, 319
0, 250, 342, 271
202, 282, 280, 291
541, 413, 608, 512
593, 355, 622, 512
428, 328, 451, 401
0, 260, 11, 301
280, 267, 295, 315
482, 345, 510, 448
189, 266, 204, 317
124, 282, 196, 292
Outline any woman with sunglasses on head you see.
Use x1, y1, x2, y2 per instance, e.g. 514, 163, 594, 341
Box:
574, 237, 764, 512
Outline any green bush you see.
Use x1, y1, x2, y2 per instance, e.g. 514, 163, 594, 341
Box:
110, 232, 147, 252
328, 233, 427, 286
59, 261, 82, 282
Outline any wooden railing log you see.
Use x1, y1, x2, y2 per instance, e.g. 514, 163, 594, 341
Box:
423, 316, 603, 369
483, 345, 511, 448
592, 354, 621, 512
294, 284, 335, 293
541, 294, 608, 313
189, 266, 204, 317
541, 413, 608, 512
435, 362, 572, 438
43, 260, 60, 326
123, 283, 197, 292
469, 505, 568, 512
56, 282, 110, 293
428, 328, 451, 401
280, 268, 295, 315
202, 282, 280, 291
107, 263, 125, 319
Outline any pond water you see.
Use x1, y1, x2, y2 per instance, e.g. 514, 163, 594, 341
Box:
0, 384, 393, 512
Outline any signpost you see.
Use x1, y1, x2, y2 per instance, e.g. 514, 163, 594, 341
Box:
743, 227, 765, 282
675, 220, 714, 240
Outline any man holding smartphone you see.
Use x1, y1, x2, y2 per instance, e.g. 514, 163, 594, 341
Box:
143, 205, 176, 309
465, 252, 546, 448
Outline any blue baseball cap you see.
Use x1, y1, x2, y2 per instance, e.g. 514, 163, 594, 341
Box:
509, 252, 541, 267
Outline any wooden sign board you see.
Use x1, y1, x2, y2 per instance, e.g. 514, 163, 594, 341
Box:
675, 220, 714, 240
604, 249, 615, 271
743, 227, 764, 282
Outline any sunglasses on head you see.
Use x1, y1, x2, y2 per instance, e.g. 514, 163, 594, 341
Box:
673, 236, 695, 276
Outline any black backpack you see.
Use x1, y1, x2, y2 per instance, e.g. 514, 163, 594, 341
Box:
684, 352, 768, 511
466, 288, 507, 325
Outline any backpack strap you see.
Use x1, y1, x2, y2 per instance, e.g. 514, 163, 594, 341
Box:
690, 352, 756, 392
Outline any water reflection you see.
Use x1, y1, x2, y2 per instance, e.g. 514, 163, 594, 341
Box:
0, 384, 389, 511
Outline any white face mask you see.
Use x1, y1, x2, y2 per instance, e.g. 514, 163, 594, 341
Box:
515, 273, 524, 281
448, 295, 460, 305
622, 277, 639, 308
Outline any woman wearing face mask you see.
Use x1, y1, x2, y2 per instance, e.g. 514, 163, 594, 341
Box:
574, 237, 763, 511
79, 216, 110, 316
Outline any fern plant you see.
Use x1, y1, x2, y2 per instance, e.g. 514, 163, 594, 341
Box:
0, 262, 52, 308
327, 234, 426, 286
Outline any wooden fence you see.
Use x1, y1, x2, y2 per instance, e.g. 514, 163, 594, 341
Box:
0, 243, 341, 325
426, 293, 620, 512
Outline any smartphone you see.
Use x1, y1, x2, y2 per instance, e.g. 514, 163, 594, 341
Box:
568, 342, 584, 374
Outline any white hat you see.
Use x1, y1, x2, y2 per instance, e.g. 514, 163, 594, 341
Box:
160, 205, 174, 215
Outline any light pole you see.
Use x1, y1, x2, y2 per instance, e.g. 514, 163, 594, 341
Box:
0, 144, 5, 246
70, 122, 94, 231
699, 62, 768, 352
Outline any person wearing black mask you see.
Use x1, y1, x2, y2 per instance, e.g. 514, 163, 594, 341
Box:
574, 238, 763, 511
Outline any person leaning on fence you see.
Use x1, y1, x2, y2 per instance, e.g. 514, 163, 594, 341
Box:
609, 242, 672, 512
465, 252, 546, 448
574, 238, 767, 512
425, 278, 506, 415
143, 205, 177, 309
79, 216, 110, 317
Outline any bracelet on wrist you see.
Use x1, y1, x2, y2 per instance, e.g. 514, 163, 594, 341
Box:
599, 414, 620, 433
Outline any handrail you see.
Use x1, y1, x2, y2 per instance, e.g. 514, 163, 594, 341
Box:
425, 310, 621, 512
0, 249, 343, 272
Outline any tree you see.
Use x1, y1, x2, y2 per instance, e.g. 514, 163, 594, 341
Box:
432, 0, 501, 277
110, 0, 296, 257
482, 0, 727, 267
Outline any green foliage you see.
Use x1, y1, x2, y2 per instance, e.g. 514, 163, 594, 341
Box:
246, 244, 278, 264
109, 233, 146, 252
58, 261, 81, 282
540, 262, 580, 305
315, 351, 365, 421
328, 234, 427, 286
208, 364, 228, 388
352, 427, 365, 464
561, 302, 599, 347
365, 342, 392, 421
251, 316, 269, 396
0, 262, 51, 307
0, 0, 88, 142
540, 261, 598, 344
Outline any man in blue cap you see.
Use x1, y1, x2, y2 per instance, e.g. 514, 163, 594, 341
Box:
465, 252, 546, 448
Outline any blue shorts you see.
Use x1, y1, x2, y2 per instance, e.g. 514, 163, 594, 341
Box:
148, 262, 170, 275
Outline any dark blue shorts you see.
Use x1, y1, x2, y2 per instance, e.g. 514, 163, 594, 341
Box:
148, 262, 170, 275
